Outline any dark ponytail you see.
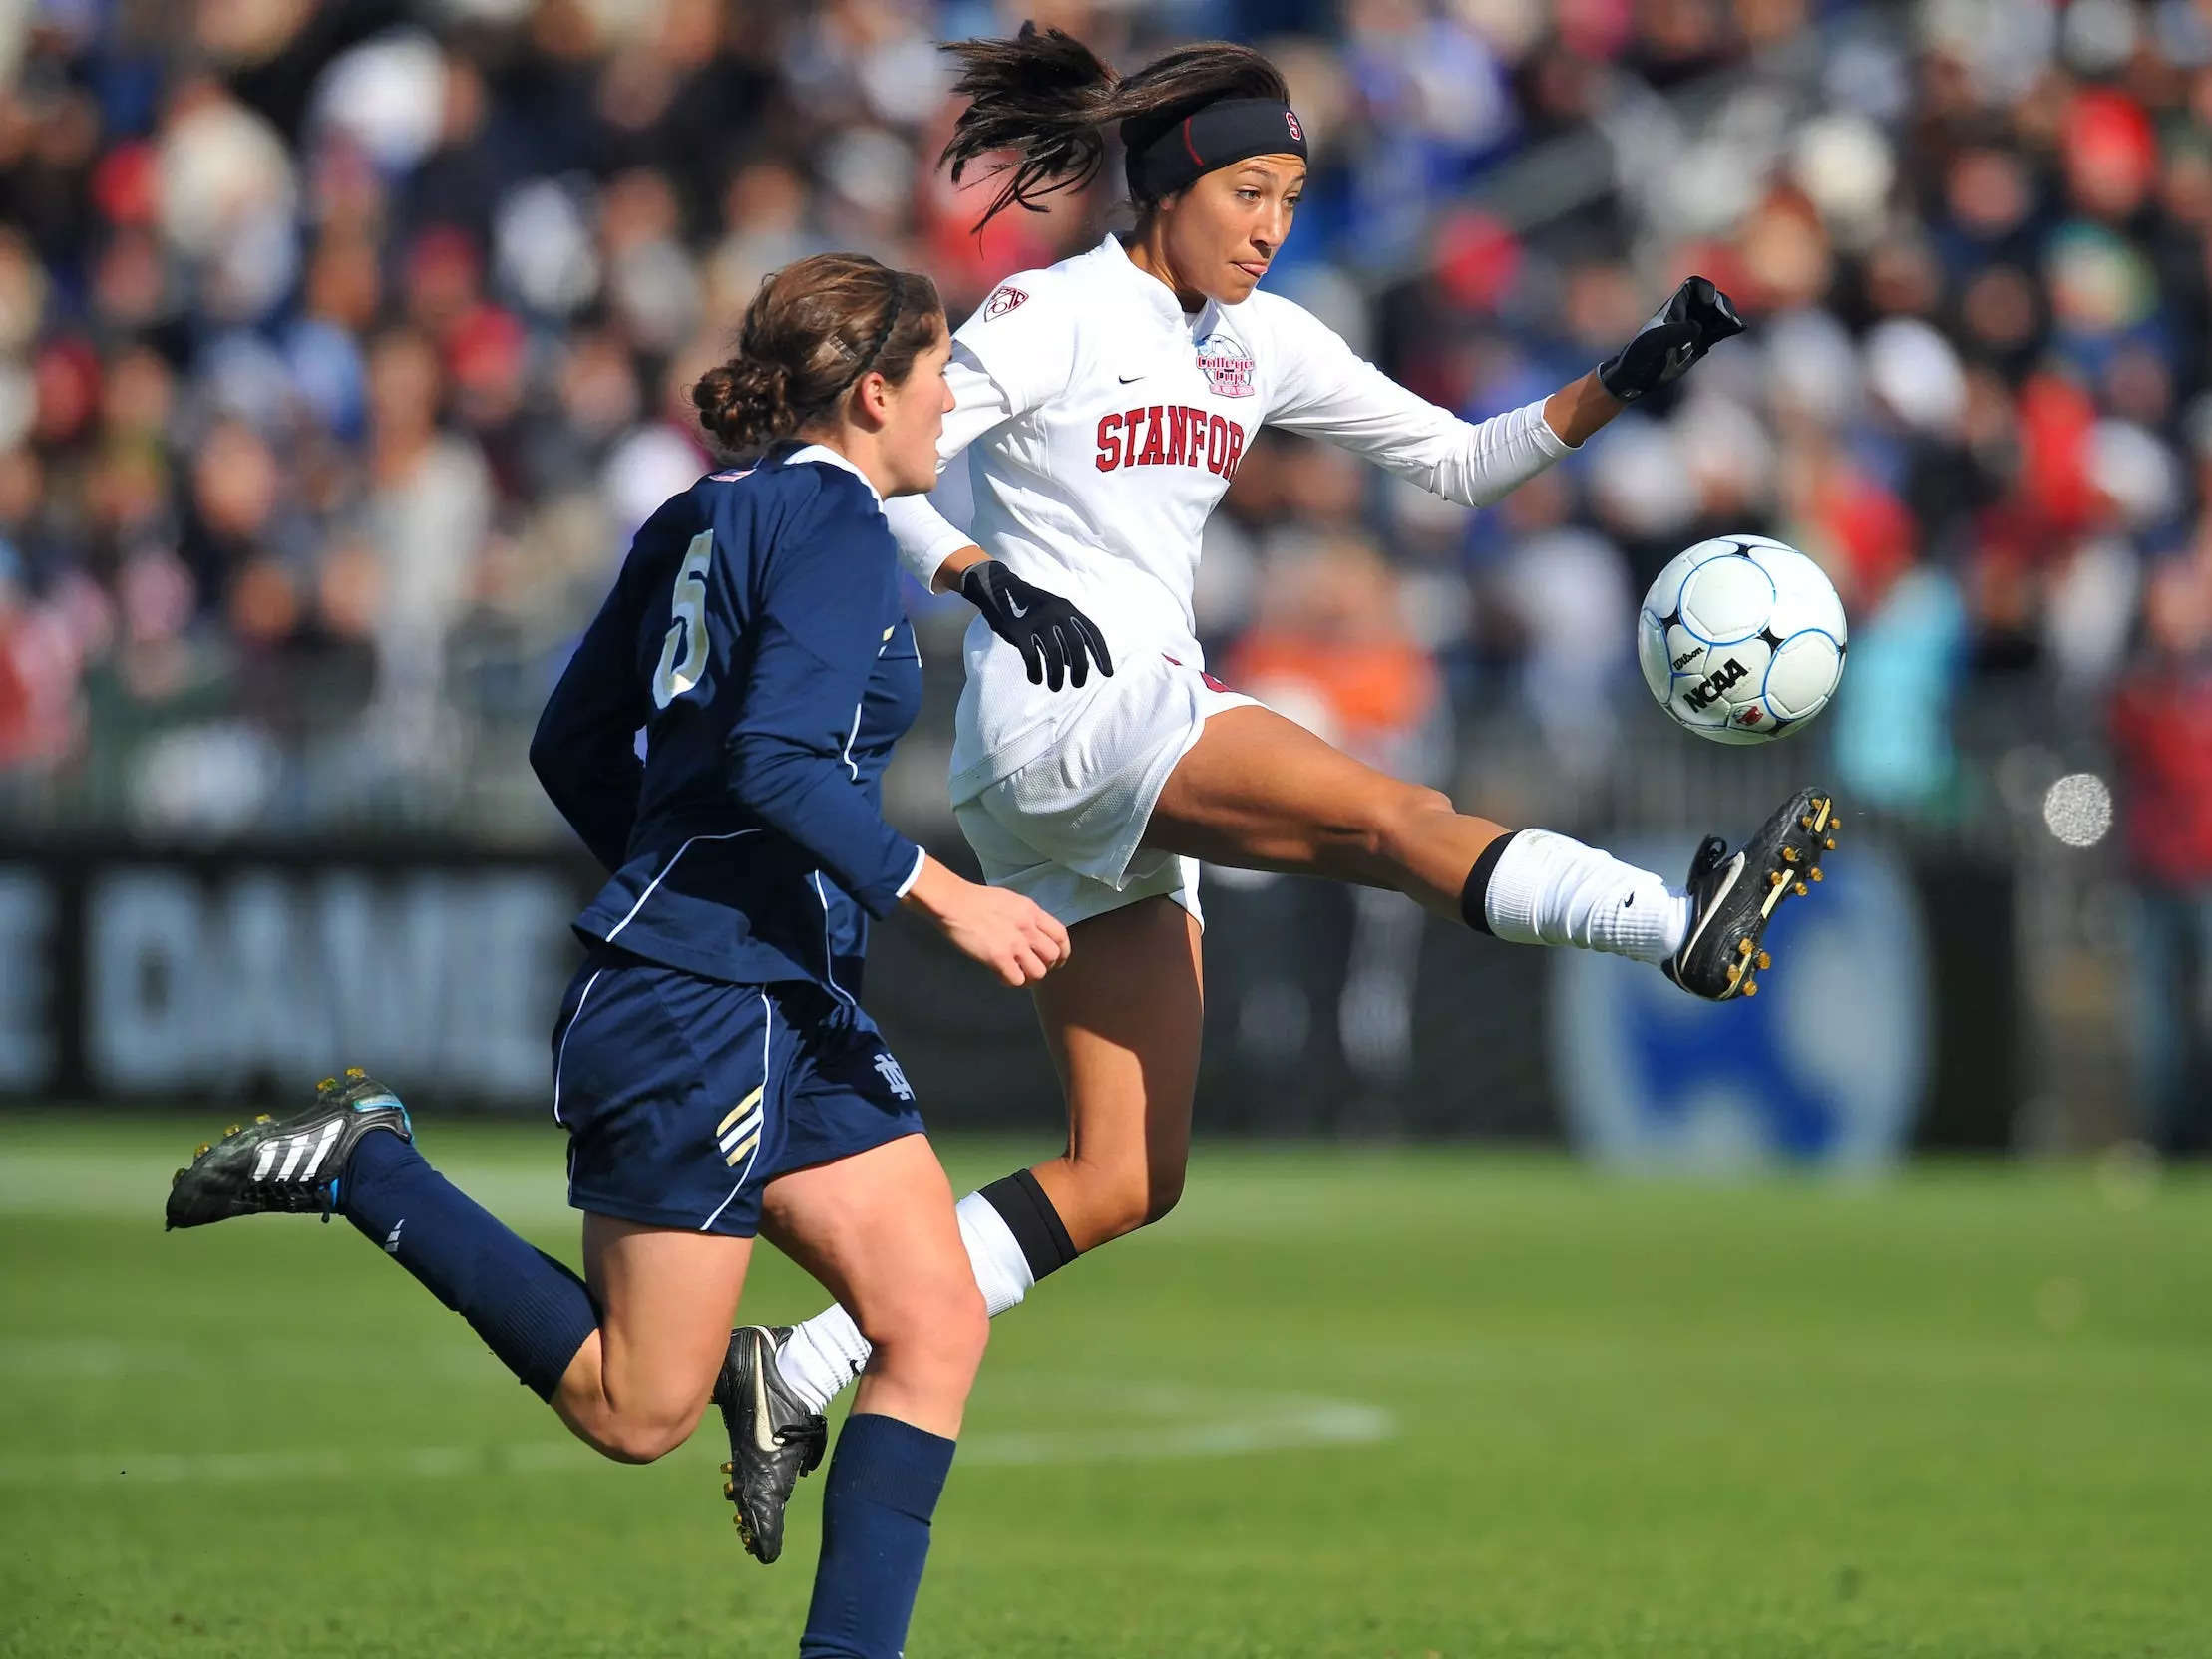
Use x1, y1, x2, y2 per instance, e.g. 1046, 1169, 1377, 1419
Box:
692, 253, 943, 453
942, 24, 1292, 229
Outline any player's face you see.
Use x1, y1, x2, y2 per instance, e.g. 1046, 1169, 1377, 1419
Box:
1163, 156, 1306, 304
876, 322, 954, 498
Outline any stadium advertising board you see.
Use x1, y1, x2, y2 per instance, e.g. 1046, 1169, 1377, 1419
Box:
0, 849, 579, 1106
0, 842, 2005, 1147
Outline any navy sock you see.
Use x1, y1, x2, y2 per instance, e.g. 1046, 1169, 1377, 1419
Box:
799, 1413, 958, 1659
340, 1132, 599, 1401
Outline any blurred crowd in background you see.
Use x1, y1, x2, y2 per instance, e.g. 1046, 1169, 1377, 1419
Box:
3, 0, 2211, 1142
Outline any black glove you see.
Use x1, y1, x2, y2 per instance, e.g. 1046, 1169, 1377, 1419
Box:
1596, 276, 1745, 403
958, 560, 1115, 692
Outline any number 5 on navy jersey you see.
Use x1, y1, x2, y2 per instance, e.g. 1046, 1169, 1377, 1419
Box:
653, 530, 715, 708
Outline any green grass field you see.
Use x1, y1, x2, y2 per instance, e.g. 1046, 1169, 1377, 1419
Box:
5, 1118, 2211, 1659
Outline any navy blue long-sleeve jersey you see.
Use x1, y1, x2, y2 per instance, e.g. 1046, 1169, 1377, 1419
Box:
531, 445, 923, 994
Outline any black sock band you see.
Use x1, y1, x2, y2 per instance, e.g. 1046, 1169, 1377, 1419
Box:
979, 1169, 1080, 1281
1461, 830, 1522, 936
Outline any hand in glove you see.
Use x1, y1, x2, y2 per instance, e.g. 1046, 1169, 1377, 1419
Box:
959, 560, 1115, 693
1596, 277, 1745, 403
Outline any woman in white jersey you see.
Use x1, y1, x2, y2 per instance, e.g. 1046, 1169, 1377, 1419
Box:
718, 25, 1842, 1551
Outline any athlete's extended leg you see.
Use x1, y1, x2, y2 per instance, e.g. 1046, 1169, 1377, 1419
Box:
167, 1070, 748, 1466
762, 1135, 988, 1658
1150, 704, 1835, 995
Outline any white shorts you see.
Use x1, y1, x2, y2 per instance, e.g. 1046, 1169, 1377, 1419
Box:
952, 649, 1258, 929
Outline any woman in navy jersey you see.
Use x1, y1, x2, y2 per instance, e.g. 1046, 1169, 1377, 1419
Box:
165, 253, 1070, 1659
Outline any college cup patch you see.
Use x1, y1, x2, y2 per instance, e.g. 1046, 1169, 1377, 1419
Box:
1196, 335, 1256, 398
984, 284, 1028, 320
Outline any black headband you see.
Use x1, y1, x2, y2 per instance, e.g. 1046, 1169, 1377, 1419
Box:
847, 277, 904, 385
1125, 97, 1307, 201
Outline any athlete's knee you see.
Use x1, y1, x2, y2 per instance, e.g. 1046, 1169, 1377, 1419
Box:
861, 1269, 989, 1376
1138, 1160, 1185, 1226
590, 1401, 703, 1465
1074, 1156, 1185, 1242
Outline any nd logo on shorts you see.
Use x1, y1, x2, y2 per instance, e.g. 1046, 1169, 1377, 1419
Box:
872, 1053, 915, 1101
1196, 334, 1255, 398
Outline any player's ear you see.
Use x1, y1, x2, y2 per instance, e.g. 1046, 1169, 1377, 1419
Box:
851, 370, 890, 426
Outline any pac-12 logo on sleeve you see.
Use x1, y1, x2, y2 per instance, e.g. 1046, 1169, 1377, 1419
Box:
984, 285, 1028, 321
1196, 334, 1255, 397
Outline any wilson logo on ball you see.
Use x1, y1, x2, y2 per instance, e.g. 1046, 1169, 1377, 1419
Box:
1681, 657, 1749, 711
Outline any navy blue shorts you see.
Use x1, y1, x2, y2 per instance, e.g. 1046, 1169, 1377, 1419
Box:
550, 948, 925, 1237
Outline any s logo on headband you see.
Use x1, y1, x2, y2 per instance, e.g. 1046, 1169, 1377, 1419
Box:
1285, 110, 1303, 143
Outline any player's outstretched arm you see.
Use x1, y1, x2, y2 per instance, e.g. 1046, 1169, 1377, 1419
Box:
1266, 274, 1745, 506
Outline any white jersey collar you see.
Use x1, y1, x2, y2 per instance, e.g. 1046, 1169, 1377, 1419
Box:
1096, 234, 1207, 330
782, 442, 882, 504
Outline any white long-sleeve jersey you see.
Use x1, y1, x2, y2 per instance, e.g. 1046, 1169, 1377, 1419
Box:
887, 233, 1570, 801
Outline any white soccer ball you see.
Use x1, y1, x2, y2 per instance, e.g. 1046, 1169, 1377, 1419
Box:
1636, 534, 1847, 744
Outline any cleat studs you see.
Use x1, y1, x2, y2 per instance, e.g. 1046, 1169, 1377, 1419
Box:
1742, 977, 1759, 996
1794, 880, 1809, 896
1738, 938, 1754, 955
344, 1066, 365, 1079
723, 1482, 736, 1500
1799, 815, 1814, 830
254, 1113, 272, 1124
224, 1124, 241, 1138
193, 1143, 210, 1158
1726, 963, 1742, 984
1782, 846, 1800, 864
1769, 869, 1786, 888
317, 1077, 337, 1091
1810, 866, 1824, 882
1756, 950, 1771, 970
720, 1462, 732, 1475
1824, 836, 1837, 850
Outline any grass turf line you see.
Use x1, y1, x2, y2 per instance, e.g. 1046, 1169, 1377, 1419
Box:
3, 1118, 2210, 1658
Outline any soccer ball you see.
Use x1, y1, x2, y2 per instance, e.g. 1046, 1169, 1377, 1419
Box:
1636, 535, 1847, 744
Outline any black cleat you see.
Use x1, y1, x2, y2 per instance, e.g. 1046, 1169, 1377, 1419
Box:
165, 1068, 412, 1230
715, 1325, 827, 1565
1662, 788, 1839, 1001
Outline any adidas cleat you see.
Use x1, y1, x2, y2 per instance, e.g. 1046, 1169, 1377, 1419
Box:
165, 1068, 411, 1230
715, 1325, 826, 1565
1662, 788, 1838, 1002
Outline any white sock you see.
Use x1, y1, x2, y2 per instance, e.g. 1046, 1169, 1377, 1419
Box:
1480, 829, 1690, 964
773, 1189, 1036, 1415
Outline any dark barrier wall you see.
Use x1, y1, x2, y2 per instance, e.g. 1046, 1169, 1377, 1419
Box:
0, 842, 2015, 1150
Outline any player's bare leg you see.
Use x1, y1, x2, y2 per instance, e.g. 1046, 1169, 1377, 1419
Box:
166, 1071, 737, 1465
1150, 704, 1837, 999
742, 1135, 986, 1647
552, 1216, 753, 1463
1020, 895, 1203, 1247
723, 1136, 990, 1564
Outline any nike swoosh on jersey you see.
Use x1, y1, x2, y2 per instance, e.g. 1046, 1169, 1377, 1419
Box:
1117, 373, 1145, 384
